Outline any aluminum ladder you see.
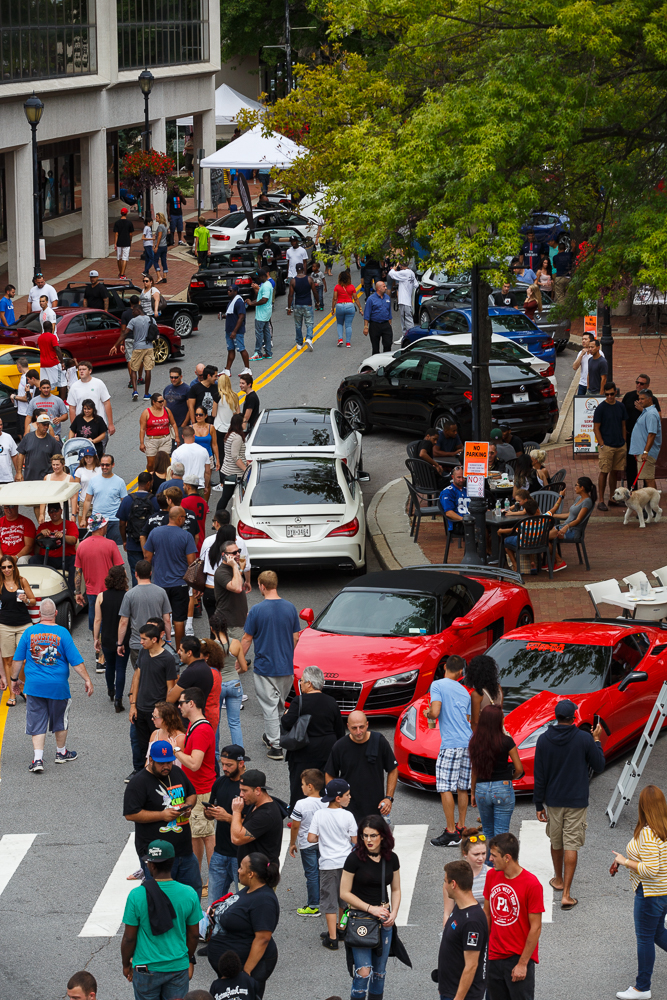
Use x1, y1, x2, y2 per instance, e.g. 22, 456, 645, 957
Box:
607, 680, 667, 827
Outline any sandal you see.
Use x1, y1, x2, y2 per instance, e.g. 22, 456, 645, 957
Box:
19, 692, 26, 702
6, 698, 16, 707
561, 898, 578, 910
549, 877, 563, 891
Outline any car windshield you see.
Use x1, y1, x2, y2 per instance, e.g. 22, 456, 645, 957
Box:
212, 213, 246, 228
253, 412, 334, 448
491, 315, 539, 334
315, 591, 437, 636
207, 251, 256, 268
17, 313, 42, 332
491, 638, 612, 711
493, 342, 535, 363
250, 459, 345, 506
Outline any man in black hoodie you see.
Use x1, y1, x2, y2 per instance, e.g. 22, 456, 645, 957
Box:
533, 699, 605, 910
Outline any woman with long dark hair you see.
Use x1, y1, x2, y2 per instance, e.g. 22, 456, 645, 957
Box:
206, 611, 246, 748
548, 475, 597, 573
93, 564, 130, 711
0, 554, 36, 704
469, 705, 524, 839
151, 449, 171, 496
512, 453, 534, 495
340, 815, 401, 1000
218, 412, 247, 511
466, 654, 503, 730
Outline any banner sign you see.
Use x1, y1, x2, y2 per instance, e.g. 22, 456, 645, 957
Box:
573, 395, 603, 454
237, 173, 254, 231
463, 441, 489, 476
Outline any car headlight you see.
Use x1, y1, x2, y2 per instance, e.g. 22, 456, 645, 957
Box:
375, 670, 419, 689
518, 719, 557, 750
399, 705, 417, 741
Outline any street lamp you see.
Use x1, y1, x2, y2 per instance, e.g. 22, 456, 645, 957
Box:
138, 68, 154, 221
24, 92, 44, 281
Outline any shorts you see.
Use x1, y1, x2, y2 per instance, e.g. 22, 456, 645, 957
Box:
435, 747, 472, 793
124, 338, 134, 362
170, 214, 184, 233
225, 330, 246, 352
223, 185, 232, 200
190, 792, 215, 838
145, 434, 171, 457
0, 622, 30, 658
319, 867, 344, 913
598, 443, 626, 473
25, 695, 71, 735
164, 584, 189, 622
545, 805, 588, 851
130, 348, 155, 372
638, 454, 657, 479
40, 365, 60, 388
116, 246, 131, 261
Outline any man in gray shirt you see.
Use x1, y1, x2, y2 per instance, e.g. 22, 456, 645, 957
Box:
117, 559, 171, 667
126, 303, 156, 402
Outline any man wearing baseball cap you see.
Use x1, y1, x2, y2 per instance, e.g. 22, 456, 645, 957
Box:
204, 744, 249, 900
83, 271, 109, 312
113, 207, 135, 279
17, 411, 60, 482
74, 511, 123, 631
123, 741, 201, 895
231, 768, 284, 866
533, 699, 605, 910
121, 837, 201, 999
307, 778, 357, 949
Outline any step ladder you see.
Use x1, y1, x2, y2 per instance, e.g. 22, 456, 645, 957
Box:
607, 680, 667, 827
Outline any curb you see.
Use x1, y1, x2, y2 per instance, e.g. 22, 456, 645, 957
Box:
368, 478, 428, 570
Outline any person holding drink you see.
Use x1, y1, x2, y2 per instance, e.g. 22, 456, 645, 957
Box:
0, 554, 37, 705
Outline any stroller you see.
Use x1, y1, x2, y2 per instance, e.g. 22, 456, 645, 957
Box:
62, 436, 91, 477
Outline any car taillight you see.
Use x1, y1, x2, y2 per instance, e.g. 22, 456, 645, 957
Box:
490, 393, 500, 403
212, 234, 231, 241
190, 280, 206, 288
541, 338, 554, 349
541, 384, 556, 397
341, 457, 347, 464
237, 520, 270, 539
419, 285, 433, 296
464, 391, 472, 401
545, 363, 555, 376
326, 517, 359, 537
236, 278, 252, 285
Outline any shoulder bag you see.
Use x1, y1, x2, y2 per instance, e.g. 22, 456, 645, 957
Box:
183, 557, 207, 591
344, 858, 386, 949
279, 695, 311, 751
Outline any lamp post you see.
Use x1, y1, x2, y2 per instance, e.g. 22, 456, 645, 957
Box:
24, 92, 44, 281
600, 303, 614, 381
138, 68, 154, 221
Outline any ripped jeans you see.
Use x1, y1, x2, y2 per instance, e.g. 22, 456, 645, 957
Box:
351, 925, 392, 1000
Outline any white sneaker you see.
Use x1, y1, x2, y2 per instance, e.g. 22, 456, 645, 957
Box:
306, 339, 313, 351
185, 622, 194, 637
242, 694, 248, 703
393, 338, 403, 345
212, 483, 224, 491
221, 368, 231, 377
240, 367, 253, 375
617, 989, 651, 999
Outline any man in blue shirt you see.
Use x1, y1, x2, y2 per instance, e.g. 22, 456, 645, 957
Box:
439, 466, 470, 531
630, 389, 663, 490
81, 453, 128, 545
10, 597, 92, 773
143, 506, 197, 649
241, 570, 301, 761
427, 655, 472, 847
0, 284, 15, 328
163, 368, 191, 430
117, 471, 154, 586
222, 283, 250, 376
434, 421, 464, 463
363, 279, 393, 354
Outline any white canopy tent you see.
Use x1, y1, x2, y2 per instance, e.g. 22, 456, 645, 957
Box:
176, 84, 264, 127
200, 124, 306, 170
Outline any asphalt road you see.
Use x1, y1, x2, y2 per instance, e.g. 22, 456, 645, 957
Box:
0, 286, 643, 1000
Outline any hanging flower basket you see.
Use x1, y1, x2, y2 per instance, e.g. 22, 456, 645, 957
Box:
120, 150, 175, 195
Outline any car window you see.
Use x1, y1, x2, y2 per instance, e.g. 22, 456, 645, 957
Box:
4, 348, 40, 364
213, 213, 246, 228
441, 583, 474, 628
491, 638, 612, 711
253, 412, 334, 448
86, 312, 117, 331
314, 590, 437, 636
420, 358, 450, 383
493, 342, 534, 362
445, 287, 472, 304
250, 458, 345, 506
608, 634, 651, 685
17, 313, 42, 332
57, 288, 81, 307
386, 356, 422, 380
541, 291, 553, 305
433, 312, 469, 333
63, 314, 87, 334
334, 410, 354, 439
341, 463, 356, 498
491, 315, 539, 334
209, 251, 256, 268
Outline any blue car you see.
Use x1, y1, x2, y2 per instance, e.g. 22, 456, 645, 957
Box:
519, 211, 570, 246
401, 307, 556, 365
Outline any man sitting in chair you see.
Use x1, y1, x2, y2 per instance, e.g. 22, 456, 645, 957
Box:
439, 466, 469, 532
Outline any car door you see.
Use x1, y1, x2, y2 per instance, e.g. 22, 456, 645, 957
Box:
57, 312, 89, 356
431, 311, 470, 334
596, 632, 655, 752
333, 409, 361, 472
83, 312, 118, 362
410, 355, 457, 428
369, 355, 424, 427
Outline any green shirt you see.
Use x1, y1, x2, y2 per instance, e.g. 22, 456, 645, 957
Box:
255, 280, 274, 322
123, 879, 201, 971
194, 225, 210, 252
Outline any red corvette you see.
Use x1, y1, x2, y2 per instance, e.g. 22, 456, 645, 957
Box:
395, 618, 667, 791
293, 566, 534, 718
2, 308, 183, 367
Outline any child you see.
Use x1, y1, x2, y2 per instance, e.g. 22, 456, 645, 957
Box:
308, 778, 358, 950
310, 261, 327, 310
194, 216, 211, 267
289, 768, 326, 916
498, 497, 540, 572
210, 949, 256, 1000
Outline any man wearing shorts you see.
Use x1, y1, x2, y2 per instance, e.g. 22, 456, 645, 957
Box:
9, 597, 92, 773
126, 302, 155, 401
113, 207, 135, 279
630, 389, 662, 491
427, 654, 472, 847
222, 283, 251, 376
593, 382, 627, 511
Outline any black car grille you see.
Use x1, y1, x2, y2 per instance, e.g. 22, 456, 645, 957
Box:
323, 680, 362, 712
364, 677, 419, 711
408, 754, 437, 777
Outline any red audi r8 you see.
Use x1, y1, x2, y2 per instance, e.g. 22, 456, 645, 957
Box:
293, 566, 534, 718
395, 618, 667, 791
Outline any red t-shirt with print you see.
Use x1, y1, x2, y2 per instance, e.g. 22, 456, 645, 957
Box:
484, 867, 544, 962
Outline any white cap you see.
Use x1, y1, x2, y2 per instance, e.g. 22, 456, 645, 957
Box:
89, 270, 99, 277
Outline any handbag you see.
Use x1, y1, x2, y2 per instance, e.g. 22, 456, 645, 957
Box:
279, 695, 311, 751
183, 558, 207, 591
344, 859, 386, 949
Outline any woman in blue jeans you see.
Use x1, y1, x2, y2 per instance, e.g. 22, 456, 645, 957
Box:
331, 270, 363, 346
469, 705, 524, 839
612, 784, 667, 1000
207, 611, 247, 748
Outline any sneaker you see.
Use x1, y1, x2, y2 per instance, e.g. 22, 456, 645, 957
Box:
250, 353, 263, 360
201, 884, 208, 899
321, 936, 339, 951
125, 770, 139, 783
138, 377, 145, 385
553, 559, 568, 573
132, 391, 138, 401
338, 339, 344, 346
266, 746, 284, 761
143, 394, 151, 401
430, 829, 462, 847
95, 663, 105, 674
240, 367, 253, 375
320, 929, 345, 940
54, 749, 78, 763
616, 990, 651, 999
297, 906, 320, 917
242, 694, 248, 703
262, 733, 272, 748
179, 240, 187, 246
29, 759, 44, 773
597, 501, 609, 511
346, 343, 352, 348
211, 483, 224, 491
306, 339, 313, 351
127, 380, 133, 388
221, 369, 231, 376
185, 622, 195, 636
263, 353, 273, 359
393, 338, 403, 345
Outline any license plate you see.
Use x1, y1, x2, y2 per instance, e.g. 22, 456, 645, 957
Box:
286, 525, 310, 537
513, 392, 529, 402
215, 278, 225, 286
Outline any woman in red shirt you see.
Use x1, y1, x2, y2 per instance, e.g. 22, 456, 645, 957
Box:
139, 392, 180, 473
331, 270, 362, 347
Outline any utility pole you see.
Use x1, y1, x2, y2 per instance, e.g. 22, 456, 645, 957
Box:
285, 0, 292, 93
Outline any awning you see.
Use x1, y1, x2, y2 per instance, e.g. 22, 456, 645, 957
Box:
176, 84, 264, 127
0, 481, 81, 505
200, 125, 306, 170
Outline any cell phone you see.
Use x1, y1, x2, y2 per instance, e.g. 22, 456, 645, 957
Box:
201, 801, 211, 808
593, 714, 601, 730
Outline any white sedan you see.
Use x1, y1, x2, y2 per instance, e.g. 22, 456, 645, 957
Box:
245, 406, 364, 476
232, 456, 366, 571
208, 208, 318, 249
357, 332, 557, 391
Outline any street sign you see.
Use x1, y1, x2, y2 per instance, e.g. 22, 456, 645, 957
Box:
466, 474, 485, 498
584, 315, 597, 334
463, 441, 489, 476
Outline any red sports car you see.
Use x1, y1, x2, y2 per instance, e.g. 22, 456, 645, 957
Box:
293, 566, 534, 718
3, 308, 183, 367
394, 618, 667, 791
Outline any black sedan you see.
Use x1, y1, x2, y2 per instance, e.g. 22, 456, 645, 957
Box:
336, 347, 558, 440
187, 248, 286, 311
57, 282, 201, 340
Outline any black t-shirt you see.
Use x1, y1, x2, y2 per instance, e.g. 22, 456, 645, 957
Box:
213, 884, 280, 961
242, 391, 260, 429
210, 774, 245, 857
473, 733, 517, 782
144, 509, 199, 542
417, 439, 434, 459
210, 971, 257, 1000
438, 902, 488, 1000
178, 659, 214, 703
593, 399, 627, 448
493, 289, 518, 308
343, 851, 400, 906
70, 413, 108, 456
188, 381, 220, 420
257, 243, 282, 269
506, 433, 523, 455
325, 734, 398, 822
123, 764, 196, 858
588, 355, 608, 393
238, 800, 284, 864
121, 306, 134, 330
113, 218, 135, 247
136, 647, 178, 713
84, 283, 109, 309
214, 562, 248, 628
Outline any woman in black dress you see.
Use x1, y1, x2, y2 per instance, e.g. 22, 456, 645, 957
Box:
282, 664, 345, 809
93, 564, 129, 711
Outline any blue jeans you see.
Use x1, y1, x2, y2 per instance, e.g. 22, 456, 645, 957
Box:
254, 319, 272, 355
127, 549, 143, 588
130, 720, 144, 773
336, 302, 355, 344
208, 850, 238, 904
87, 594, 98, 631
142, 245, 155, 275
155, 245, 168, 272
634, 883, 667, 990
131, 967, 189, 1000
218, 678, 243, 747
105, 519, 123, 545
314, 284, 324, 308
293, 304, 314, 345
141, 852, 202, 899
102, 644, 129, 700
577, 383, 587, 396
300, 844, 320, 907
352, 925, 392, 999
475, 780, 516, 839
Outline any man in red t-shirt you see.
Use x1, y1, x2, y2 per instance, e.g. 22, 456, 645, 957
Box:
173, 686, 217, 881
0, 504, 36, 559
32, 502, 78, 588
74, 514, 123, 631
484, 832, 544, 1000
38, 320, 64, 390
181, 477, 209, 553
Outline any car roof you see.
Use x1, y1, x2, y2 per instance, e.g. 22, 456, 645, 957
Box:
503, 620, 662, 645
342, 569, 484, 602
442, 307, 525, 318
261, 407, 331, 424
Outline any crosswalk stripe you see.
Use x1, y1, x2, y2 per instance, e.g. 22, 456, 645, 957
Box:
518, 820, 553, 923
79, 833, 138, 937
279, 828, 291, 874
392, 824, 429, 926
0, 834, 36, 894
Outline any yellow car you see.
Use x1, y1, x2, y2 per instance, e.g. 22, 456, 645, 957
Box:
0, 345, 41, 389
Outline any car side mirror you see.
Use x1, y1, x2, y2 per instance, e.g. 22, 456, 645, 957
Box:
618, 670, 649, 693
300, 607, 314, 626
450, 617, 473, 630
376, 367, 385, 377
356, 472, 371, 483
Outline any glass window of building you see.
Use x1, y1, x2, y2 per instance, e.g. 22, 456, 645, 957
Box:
117, 0, 209, 69
1, 0, 97, 81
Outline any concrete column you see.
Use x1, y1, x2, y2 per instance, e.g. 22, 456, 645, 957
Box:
5, 144, 35, 294
193, 102, 216, 212
80, 129, 109, 259
151, 116, 167, 221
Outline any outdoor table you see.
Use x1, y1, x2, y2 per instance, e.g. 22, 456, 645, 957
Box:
486, 509, 528, 563
596, 586, 667, 621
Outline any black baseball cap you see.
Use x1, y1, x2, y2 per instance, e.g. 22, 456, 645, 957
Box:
241, 768, 271, 790
555, 699, 577, 720
220, 744, 251, 762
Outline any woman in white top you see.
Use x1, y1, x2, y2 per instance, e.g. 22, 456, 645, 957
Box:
213, 373, 240, 490
443, 835, 490, 923
140, 275, 160, 318
218, 412, 247, 511
74, 447, 101, 528
142, 218, 155, 279
39, 453, 77, 522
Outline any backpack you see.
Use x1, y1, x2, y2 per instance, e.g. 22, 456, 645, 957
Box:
147, 320, 160, 343
126, 493, 154, 542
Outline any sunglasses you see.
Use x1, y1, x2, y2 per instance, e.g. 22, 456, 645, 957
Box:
636, 380, 648, 385
467, 834, 486, 843
604, 391, 616, 397
227, 549, 241, 556
169, 375, 180, 379
101, 463, 113, 468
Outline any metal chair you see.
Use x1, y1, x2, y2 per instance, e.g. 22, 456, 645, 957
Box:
505, 459, 517, 475
556, 508, 593, 571
405, 458, 443, 516
623, 571, 651, 591
523, 440, 541, 453
585, 579, 626, 618
404, 478, 440, 543
653, 566, 667, 588
508, 515, 555, 578
531, 490, 563, 514
551, 468, 566, 484
441, 502, 465, 562
406, 440, 422, 460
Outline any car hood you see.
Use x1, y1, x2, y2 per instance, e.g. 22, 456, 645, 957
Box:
503, 689, 597, 744
294, 630, 441, 681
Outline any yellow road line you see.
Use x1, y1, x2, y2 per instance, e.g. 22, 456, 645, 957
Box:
0, 689, 11, 781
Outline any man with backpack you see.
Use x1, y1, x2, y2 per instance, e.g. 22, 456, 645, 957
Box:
117, 471, 154, 586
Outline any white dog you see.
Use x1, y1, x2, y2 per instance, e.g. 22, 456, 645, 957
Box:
613, 486, 663, 528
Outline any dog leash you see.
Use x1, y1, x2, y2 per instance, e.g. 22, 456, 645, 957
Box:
630, 458, 648, 492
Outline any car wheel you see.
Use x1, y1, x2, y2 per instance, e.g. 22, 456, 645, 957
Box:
419, 309, 431, 327
433, 413, 455, 432
153, 335, 171, 365
342, 395, 372, 434
555, 340, 567, 354
172, 311, 194, 338
516, 606, 534, 627
56, 601, 73, 630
